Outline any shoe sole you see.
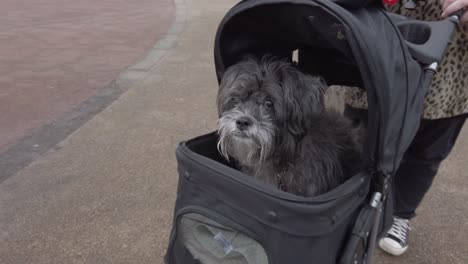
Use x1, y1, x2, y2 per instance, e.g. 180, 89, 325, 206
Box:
378, 239, 408, 256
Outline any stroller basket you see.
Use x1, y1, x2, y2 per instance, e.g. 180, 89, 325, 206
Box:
166, 133, 370, 263
166, 0, 460, 263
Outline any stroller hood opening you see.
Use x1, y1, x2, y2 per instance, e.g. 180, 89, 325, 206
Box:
214, 0, 430, 177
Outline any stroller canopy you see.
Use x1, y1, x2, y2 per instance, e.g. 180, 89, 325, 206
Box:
214, 0, 442, 176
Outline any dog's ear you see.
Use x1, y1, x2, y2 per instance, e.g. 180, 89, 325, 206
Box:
281, 68, 326, 136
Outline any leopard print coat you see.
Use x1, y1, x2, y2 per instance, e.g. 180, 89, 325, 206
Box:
344, 0, 468, 119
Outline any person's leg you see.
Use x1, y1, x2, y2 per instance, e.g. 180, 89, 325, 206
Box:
344, 105, 465, 216
344, 105, 466, 255
393, 116, 466, 219
380, 115, 465, 255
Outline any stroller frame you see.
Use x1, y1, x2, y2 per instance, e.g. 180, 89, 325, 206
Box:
166, 0, 461, 263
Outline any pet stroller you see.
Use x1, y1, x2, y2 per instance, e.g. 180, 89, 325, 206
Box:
165, 0, 462, 263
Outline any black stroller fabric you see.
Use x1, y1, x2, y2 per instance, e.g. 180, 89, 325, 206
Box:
166, 0, 458, 263
167, 133, 370, 263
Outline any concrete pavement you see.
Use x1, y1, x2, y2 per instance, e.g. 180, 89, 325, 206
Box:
0, 0, 467, 263
0, 0, 174, 153
0, 0, 177, 181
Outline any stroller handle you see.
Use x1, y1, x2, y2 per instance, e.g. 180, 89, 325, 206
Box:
388, 12, 460, 65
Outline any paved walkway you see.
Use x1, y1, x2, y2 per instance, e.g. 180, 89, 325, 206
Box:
0, 0, 466, 263
0, 0, 174, 153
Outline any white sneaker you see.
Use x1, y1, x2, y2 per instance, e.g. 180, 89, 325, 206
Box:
378, 217, 410, 256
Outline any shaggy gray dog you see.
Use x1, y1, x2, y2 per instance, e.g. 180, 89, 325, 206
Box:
216, 56, 363, 197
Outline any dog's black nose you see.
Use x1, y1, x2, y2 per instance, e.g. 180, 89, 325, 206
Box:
236, 117, 253, 130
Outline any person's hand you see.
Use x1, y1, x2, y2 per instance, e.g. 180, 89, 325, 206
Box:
441, 0, 468, 24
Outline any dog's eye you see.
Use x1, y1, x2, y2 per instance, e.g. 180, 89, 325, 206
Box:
264, 99, 273, 108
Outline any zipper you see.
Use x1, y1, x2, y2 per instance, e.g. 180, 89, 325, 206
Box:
380, 9, 413, 175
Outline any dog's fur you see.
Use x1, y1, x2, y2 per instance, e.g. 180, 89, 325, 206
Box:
216, 56, 363, 197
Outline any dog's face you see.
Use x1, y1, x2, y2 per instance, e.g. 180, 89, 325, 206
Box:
217, 57, 326, 168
